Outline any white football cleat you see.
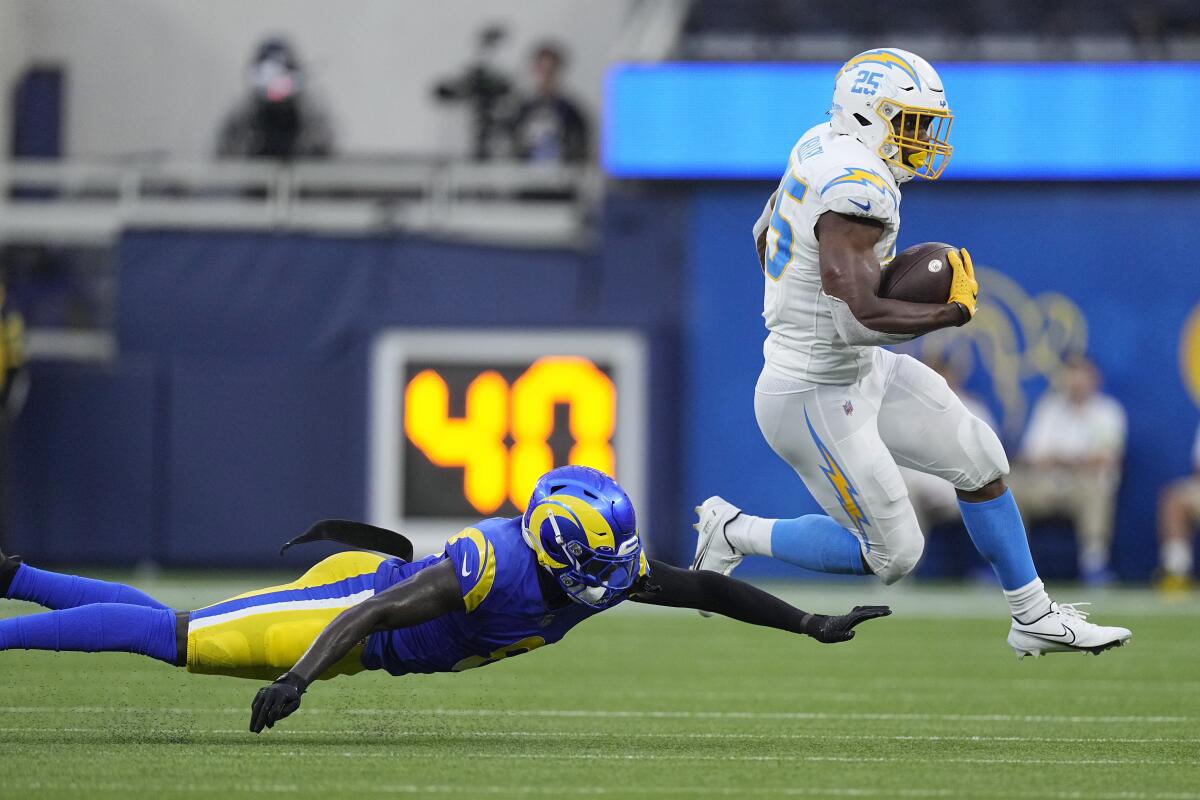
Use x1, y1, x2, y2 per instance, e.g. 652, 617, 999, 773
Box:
691, 497, 744, 617
1008, 602, 1131, 658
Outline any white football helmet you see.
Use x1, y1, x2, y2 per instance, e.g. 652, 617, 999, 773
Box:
830, 48, 953, 182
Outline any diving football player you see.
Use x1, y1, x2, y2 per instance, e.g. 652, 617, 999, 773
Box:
691, 48, 1130, 658
0, 466, 890, 733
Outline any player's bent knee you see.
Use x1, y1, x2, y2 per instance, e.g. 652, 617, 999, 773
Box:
953, 414, 1010, 492
188, 629, 255, 676
872, 535, 925, 584
864, 518, 925, 585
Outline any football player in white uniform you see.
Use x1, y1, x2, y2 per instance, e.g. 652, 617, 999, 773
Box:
692, 48, 1131, 657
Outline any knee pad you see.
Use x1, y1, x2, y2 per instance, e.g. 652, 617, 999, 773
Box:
954, 414, 1010, 491
873, 535, 925, 584
863, 517, 926, 585
188, 628, 256, 675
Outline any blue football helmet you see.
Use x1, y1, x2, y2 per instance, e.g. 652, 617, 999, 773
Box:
521, 465, 643, 608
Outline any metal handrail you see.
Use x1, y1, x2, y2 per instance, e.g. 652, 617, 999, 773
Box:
0, 158, 599, 248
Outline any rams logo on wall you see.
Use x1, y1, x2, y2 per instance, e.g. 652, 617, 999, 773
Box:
904, 266, 1087, 441
1180, 304, 1200, 409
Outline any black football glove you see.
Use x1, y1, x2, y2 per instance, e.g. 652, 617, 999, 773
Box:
250, 672, 307, 734
808, 605, 892, 644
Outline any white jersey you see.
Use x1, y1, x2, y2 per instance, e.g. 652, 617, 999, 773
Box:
760, 123, 902, 385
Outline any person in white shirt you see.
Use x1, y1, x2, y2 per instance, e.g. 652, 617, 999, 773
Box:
1156, 425, 1200, 591
1007, 355, 1127, 584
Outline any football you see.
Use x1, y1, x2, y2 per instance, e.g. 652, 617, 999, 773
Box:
878, 241, 956, 304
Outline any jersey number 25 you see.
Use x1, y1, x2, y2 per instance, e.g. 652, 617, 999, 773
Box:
765, 172, 809, 281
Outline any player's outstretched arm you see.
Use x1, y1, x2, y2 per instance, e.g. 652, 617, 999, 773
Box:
250, 559, 464, 734
817, 211, 967, 339
629, 559, 890, 644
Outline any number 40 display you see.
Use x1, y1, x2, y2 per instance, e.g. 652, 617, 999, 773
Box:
405, 356, 616, 514
369, 329, 647, 554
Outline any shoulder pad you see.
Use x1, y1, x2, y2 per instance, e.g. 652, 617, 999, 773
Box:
815, 165, 897, 223
445, 527, 498, 613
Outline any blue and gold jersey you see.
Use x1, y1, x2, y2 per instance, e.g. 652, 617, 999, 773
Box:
362, 516, 641, 674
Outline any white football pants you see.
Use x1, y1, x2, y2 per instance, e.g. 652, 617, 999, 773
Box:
754, 348, 1009, 583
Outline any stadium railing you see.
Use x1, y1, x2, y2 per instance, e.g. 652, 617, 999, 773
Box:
0, 158, 602, 249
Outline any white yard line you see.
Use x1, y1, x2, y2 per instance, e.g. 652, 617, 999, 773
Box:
0, 706, 1191, 723
293, 751, 1196, 766
3, 782, 1200, 800
0, 726, 1195, 746
10, 744, 1194, 767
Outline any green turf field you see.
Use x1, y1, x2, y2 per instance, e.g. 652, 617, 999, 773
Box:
2, 576, 1198, 799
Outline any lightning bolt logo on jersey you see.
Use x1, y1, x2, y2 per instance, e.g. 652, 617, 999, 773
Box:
804, 408, 871, 544
819, 168, 898, 208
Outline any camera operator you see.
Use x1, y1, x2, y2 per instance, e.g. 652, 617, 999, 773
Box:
432, 25, 513, 161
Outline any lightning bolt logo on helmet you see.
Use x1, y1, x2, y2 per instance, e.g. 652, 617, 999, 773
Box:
835, 49, 924, 90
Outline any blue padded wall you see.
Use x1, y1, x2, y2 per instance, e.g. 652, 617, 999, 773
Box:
9, 191, 687, 567
8, 361, 159, 563
682, 181, 1200, 580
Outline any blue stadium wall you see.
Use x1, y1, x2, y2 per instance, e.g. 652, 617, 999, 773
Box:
9, 183, 1198, 580
8, 193, 687, 569
683, 181, 1200, 581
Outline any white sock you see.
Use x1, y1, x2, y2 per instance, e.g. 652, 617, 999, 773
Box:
1004, 577, 1052, 623
723, 513, 777, 557
1162, 539, 1193, 577
1079, 545, 1110, 576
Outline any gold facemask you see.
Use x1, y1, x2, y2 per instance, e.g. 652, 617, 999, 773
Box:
877, 101, 953, 180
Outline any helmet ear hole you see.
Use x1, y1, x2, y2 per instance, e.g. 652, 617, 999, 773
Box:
853, 113, 872, 127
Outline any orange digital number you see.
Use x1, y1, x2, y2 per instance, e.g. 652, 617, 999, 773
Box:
404, 369, 509, 514
509, 356, 616, 508
403, 357, 617, 514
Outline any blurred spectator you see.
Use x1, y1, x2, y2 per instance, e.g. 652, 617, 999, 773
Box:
216, 37, 334, 160
1007, 355, 1127, 585
509, 42, 589, 164
0, 245, 113, 329
433, 25, 513, 161
900, 358, 1000, 533
0, 279, 26, 551
1156, 424, 1200, 592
